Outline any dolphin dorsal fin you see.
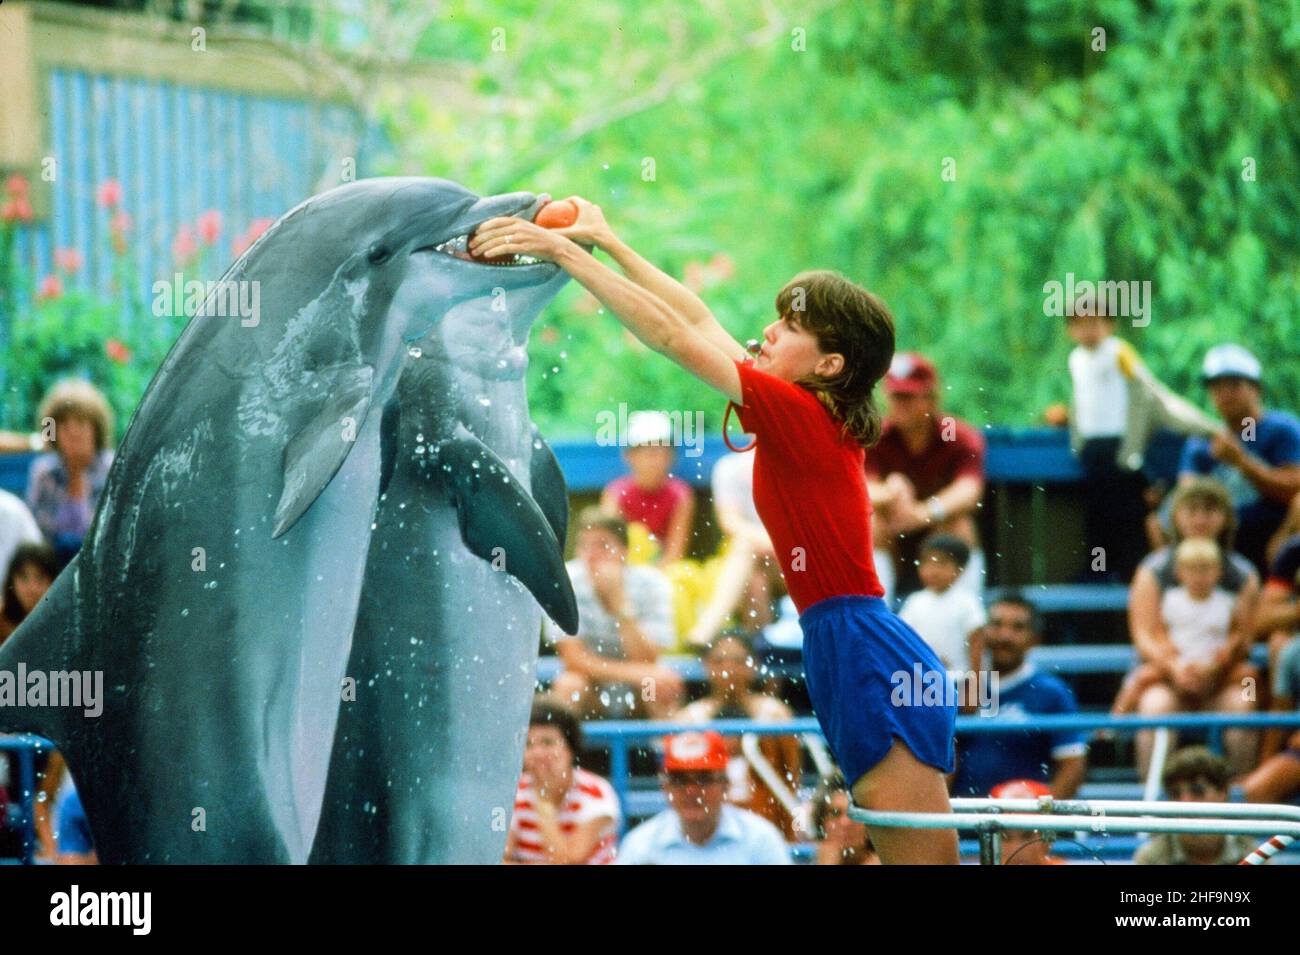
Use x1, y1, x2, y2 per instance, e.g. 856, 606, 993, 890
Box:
436, 423, 579, 634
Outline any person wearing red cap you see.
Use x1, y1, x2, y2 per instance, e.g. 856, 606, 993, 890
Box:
615, 731, 790, 865
987, 779, 1065, 865
471, 201, 958, 864
865, 352, 986, 602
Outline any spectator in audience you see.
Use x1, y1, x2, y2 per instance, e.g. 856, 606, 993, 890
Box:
951, 592, 1087, 798
1177, 344, 1300, 576
865, 353, 986, 602
988, 779, 1065, 865
600, 410, 694, 567
53, 782, 96, 865
1237, 532, 1300, 803
674, 632, 801, 838
1112, 540, 1256, 774
1266, 492, 1300, 567
1128, 479, 1261, 777
25, 379, 116, 569
682, 448, 782, 649
1135, 747, 1256, 865
616, 731, 791, 865
546, 508, 684, 719
898, 532, 986, 676
0, 541, 59, 645
810, 773, 879, 865
504, 699, 620, 864
0, 489, 42, 591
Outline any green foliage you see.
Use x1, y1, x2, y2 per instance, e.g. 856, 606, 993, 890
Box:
386, 0, 1300, 438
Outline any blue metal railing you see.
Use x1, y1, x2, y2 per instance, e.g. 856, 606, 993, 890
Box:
6, 712, 1300, 864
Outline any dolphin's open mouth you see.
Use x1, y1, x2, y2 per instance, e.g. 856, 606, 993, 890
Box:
419, 232, 545, 268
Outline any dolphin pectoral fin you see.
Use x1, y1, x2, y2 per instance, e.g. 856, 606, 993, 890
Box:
272, 364, 375, 539
378, 396, 401, 498
528, 424, 569, 546
438, 424, 580, 634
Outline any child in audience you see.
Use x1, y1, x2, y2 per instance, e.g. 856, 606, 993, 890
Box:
1112, 537, 1245, 714
897, 533, 986, 674
600, 410, 694, 567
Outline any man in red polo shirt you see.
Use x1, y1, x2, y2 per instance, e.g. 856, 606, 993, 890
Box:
866, 353, 986, 601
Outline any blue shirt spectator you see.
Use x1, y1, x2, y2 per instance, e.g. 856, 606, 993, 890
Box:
953, 592, 1088, 798
54, 785, 96, 863
1178, 345, 1300, 574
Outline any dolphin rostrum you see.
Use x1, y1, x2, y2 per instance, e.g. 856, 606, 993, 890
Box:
310, 215, 578, 863
0, 178, 577, 863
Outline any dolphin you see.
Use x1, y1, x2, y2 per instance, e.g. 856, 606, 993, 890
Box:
309, 218, 579, 863
0, 177, 576, 863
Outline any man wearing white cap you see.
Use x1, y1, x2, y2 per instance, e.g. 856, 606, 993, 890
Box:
1178, 344, 1300, 574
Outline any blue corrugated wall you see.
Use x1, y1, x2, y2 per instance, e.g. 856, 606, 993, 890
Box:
6, 68, 364, 341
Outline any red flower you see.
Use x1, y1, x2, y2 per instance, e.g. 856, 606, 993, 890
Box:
5, 174, 30, 200
105, 338, 132, 364
172, 225, 197, 265
37, 274, 63, 301
54, 248, 83, 274
97, 179, 123, 209
197, 209, 222, 245
1, 197, 34, 224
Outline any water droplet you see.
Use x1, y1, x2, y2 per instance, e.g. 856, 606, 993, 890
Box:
407, 345, 423, 358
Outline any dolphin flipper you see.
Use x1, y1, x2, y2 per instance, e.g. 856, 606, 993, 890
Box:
272, 363, 375, 538
437, 423, 579, 634
528, 424, 569, 547
0, 554, 79, 744
378, 396, 401, 498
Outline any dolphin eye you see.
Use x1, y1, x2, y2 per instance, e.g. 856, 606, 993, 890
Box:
367, 244, 392, 264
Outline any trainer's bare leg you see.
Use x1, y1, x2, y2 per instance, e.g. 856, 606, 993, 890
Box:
851, 739, 959, 865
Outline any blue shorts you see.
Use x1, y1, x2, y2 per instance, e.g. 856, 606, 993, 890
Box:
800, 594, 957, 785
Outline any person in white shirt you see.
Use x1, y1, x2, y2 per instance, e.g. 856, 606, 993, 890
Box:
615, 731, 791, 865
1112, 537, 1257, 773
545, 507, 684, 718
0, 489, 42, 584
898, 533, 986, 677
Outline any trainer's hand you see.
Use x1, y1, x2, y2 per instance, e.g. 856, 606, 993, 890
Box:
468, 217, 573, 264
551, 196, 615, 250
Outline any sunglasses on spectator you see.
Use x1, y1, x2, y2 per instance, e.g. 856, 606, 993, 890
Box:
666, 772, 726, 787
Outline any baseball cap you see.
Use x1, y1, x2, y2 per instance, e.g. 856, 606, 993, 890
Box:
662, 731, 728, 773
884, 352, 938, 395
627, 410, 673, 447
1201, 344, 1261, 385
990, 779, 1052, 800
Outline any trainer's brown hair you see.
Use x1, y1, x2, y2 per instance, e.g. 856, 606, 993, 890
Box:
774, 270, 895, 448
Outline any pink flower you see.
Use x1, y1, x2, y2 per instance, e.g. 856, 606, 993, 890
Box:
197, 209, 222, 245
97, 179, 123, 209
2, 199, 33, 223
37, 274, 63, 301
54, 248, 83, 274
708, 252, 735, 281
172, 225, 197, 264
5, 174, 30, 199
105, 338, 132, 364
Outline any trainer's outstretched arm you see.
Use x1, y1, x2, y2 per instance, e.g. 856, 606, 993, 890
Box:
554, 242, 743, 405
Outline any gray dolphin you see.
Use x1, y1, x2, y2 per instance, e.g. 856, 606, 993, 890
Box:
0, 177, 576, 863
310, 222, 578, 863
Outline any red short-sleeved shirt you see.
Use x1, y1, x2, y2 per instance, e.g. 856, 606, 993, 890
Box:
731, 358, 883, 613
862, 416, 985, 499
604, 475, 692, 539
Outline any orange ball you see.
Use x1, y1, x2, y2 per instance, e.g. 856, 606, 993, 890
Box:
535, 199, 578, 229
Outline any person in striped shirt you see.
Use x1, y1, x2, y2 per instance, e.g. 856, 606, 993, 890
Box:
504, 700, 621, 865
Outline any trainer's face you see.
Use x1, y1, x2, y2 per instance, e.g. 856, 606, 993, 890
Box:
754, 313, 842, 383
